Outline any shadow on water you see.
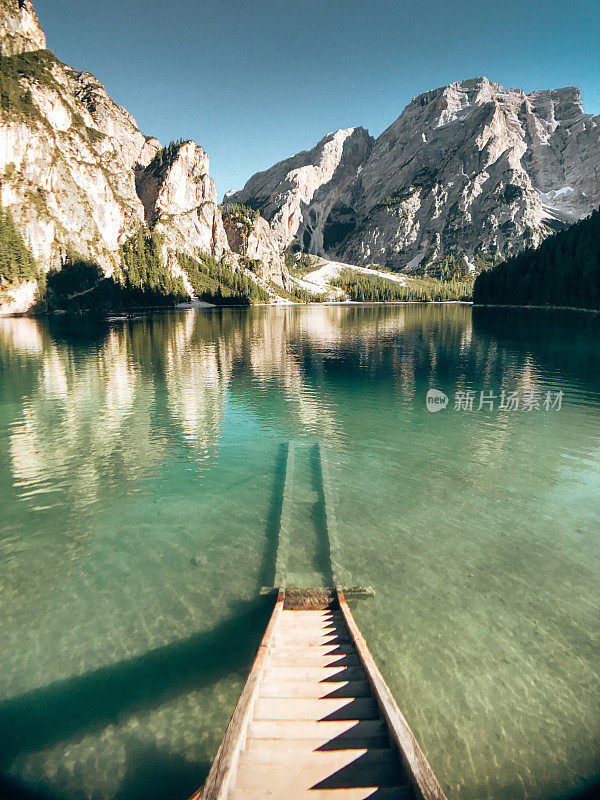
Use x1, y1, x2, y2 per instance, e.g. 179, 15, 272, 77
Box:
0, 427, 293, 800
0, 775, 60, 800
0, 596, 272, 797
257, 442, 289, 590
111, 740, 210, 800
0, 442, 295, 800
0, 741, 211, 800
560, 776, 600, 800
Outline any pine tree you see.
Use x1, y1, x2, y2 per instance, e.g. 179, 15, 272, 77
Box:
0, 207, 38, 288
473, 208, 600, 310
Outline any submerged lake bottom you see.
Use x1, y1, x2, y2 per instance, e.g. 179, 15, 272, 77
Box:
0, 304, 598, 800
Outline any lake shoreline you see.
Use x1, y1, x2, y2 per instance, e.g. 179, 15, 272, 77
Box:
2, 299, 475, 319
8, 298, 600, 320
473, 302, 600, 314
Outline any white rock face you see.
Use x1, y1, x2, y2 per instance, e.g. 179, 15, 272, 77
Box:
0, 0, 45, 56
0, 46, 231, 276
0, 66, 151, 273
234, 77, 600, 269
227, 127, 374, 252
221, 210, 290, 288
0, 279, 37, 315
0, 0, 292, 307
347, 79, 600, 267
136, 141, 230, 262
0, 1, 267, 299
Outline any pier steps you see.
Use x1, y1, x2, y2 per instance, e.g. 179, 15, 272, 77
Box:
228, 608, 414, 800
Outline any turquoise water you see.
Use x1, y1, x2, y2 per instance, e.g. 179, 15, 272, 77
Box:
0, 305, 598, 800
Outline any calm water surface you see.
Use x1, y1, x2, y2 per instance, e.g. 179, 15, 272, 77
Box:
0, 305, 598, 800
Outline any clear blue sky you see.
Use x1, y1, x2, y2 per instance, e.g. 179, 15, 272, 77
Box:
34, 0, 600, 199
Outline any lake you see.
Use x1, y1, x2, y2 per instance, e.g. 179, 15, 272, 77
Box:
0, 304, 598, 800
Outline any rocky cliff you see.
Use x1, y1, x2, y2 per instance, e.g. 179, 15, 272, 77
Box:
0, 0, 287, 310
226, 127, 374, 253
0, 0, 44, 56
3, 0, 598, 309
231, 78, 600, 272
221, 204, 289, 289
135, 140, 230, 285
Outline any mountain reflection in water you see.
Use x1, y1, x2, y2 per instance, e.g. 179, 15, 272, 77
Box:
0, 305, 598, 800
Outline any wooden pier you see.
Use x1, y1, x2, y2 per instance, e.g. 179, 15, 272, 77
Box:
191, 443, 447, 799
194, 590, 447, 800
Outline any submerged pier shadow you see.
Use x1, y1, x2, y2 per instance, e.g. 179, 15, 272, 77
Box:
0, 444, 298, 799
0, 596, 272, 789
111, 740, 210, 800
272, 441, 335, 589
257, 441, 289, 589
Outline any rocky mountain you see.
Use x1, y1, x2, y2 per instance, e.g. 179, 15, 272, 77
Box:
230, 77, 600, 272
2, 0, 598, 314
0, 0, 44, 56
0, 0, 287, 312
221, 204, 288, 289
226, 127, 374, 254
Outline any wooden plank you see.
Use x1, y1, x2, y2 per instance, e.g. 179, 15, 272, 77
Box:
279, 610, 341, 619
317, 444, 353, 589
238, 747, 396, 767
232, 750, 401, 792
273, 635, 353, 647
244, 733, 390, 752
275, 625, 349, 634
244, 732, 391, 752
259, 680, 372, 698
195, 590, 285, 800
284, 587, 335, 608
265, 665, 367, 682
278, 618, 343, 627
338, 586, 375, 599
280, 609, 340, 617
229, 784, 413, 800
274, 643, 357, 654
337, 591, 448, 800
249, 718, 387, 741
261, 586, 375, 599
274, 629, 344, 639
276, 621, 349, 632
253, 696, 379, 721
270, 651, 362, 667
274, 442, 295, 588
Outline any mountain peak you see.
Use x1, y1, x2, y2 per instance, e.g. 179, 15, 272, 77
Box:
0, 0, 46, 56
227, 125, 374, 251
527, 85, 584, 117
232, 76, 598, 270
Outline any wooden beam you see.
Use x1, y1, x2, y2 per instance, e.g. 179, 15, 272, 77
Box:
317, 443, 353, 589
273, 443, 295, 589
193, 590, 285, 800
337, 591, 448, 800
260, 585, 374, 598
